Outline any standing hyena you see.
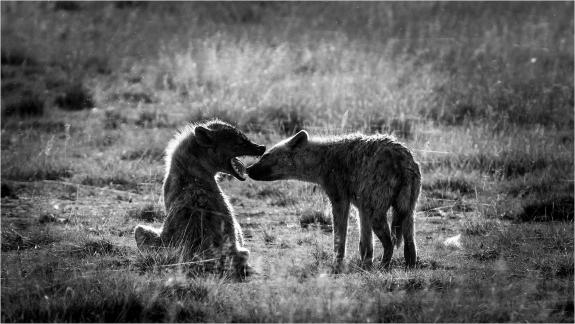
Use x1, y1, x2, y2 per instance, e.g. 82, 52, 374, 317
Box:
247, 130, 421, 270
134, 119, 266, 275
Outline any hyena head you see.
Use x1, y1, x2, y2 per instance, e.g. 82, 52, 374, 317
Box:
247, 130, 311, 181
195, 120, 266, 181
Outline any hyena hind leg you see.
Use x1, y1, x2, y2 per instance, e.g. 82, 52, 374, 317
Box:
391, 177, 419, 268
371, 207, 394, 269
392, 203, 417, 268
134, 225, 162, 251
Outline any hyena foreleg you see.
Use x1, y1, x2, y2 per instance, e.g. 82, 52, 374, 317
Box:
329, 198, 350, 273
358, 208, 374, 269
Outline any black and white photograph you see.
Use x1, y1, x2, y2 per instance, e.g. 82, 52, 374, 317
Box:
1, 1, 573, 322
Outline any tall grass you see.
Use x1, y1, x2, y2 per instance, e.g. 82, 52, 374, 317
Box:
2, 2, 572, 130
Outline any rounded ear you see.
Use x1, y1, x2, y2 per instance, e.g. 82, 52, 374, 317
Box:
195, 126, 214, 147
287, 130, 309, 149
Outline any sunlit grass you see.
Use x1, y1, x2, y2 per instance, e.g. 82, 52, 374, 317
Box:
1, 2, 573, 322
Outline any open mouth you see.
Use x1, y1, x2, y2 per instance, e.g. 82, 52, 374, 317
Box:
229, 157, 247, 181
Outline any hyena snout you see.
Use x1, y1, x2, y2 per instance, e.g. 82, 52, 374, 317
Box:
249, 144, 266, 156
246, 161, 276, 181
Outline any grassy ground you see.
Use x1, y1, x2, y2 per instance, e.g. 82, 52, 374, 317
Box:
1, 2, 573, 322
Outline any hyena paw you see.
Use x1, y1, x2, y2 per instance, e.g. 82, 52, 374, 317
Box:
134, 225, 161, 251
361, 259, 374, 270
233, 248, 253, 279
233, 248, 250, 267
330, 259, 345, 274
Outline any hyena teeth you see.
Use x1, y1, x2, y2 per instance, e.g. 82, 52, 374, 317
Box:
231, 158, 246, 176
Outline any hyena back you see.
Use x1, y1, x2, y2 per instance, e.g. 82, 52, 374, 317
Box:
134, 119, 265, 276
247, 130, 421, 269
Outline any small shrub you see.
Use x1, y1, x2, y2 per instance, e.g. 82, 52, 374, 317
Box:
1, 183, 18, 199
2, 91, 45, 117
517, 195, 574, 222
55, 84, 94, 111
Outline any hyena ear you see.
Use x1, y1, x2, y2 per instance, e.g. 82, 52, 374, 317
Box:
195, 126, 214, 147
287, 130, 309, 149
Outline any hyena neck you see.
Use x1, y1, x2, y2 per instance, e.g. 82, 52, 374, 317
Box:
167, 141, 219, 185
295, 141, 330, 184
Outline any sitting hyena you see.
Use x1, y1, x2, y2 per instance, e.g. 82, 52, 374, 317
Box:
247, 130, 421, 270
134, 119, 266, 276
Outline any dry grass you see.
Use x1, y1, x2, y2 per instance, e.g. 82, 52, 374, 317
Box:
1, 2, 573, 322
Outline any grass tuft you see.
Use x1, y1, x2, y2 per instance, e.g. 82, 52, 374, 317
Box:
423, 177, 476, 196
1, 227, 56, 252
71, 238, 124, 257
1, 183, 18, 199
55, 83, 94, 111
463, 218, 503, 236
299, 209, 332, 230
2, 90, 45, 117
127, 204, 165, 222
518, 195, 574, 222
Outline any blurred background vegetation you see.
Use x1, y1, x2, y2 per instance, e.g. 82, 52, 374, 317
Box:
2, 1, 573, 131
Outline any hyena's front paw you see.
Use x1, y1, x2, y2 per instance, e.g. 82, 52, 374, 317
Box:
330, 258, 346, 274
361, 259, 374, 270
134, 225, 162, 251
233, 248, 255, 278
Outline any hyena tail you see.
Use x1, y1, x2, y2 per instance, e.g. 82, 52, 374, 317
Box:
391, 173, 421, 249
